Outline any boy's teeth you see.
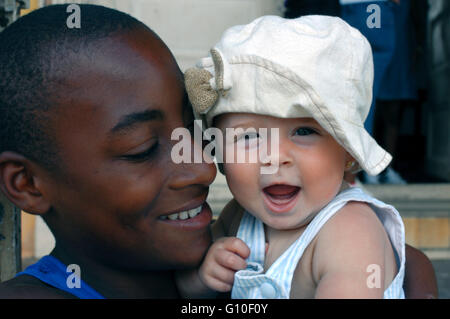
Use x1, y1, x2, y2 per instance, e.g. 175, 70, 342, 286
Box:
163, 205, 202, 220
167, 213, 178, 220
188, 207, 199, 218
188, 206, 202, 218
179, 211, 188, 220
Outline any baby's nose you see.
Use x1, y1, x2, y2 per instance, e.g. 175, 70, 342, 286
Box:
259, 137, 293, 175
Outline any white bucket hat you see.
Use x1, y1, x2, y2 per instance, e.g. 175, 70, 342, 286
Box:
185, 15, 392, 175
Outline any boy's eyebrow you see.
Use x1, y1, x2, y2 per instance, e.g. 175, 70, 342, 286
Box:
110, 109, 164, 135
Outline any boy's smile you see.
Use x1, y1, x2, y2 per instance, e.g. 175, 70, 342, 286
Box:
217, 113, 352, 231
39, 27, 217, 272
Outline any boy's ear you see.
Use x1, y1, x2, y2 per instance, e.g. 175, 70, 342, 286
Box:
0, 151, 51, 215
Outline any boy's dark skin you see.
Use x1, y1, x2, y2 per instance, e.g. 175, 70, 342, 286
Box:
0, 26, 217, 298
0, 25, 437, 298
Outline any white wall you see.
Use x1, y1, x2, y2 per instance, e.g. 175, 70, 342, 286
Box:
52, 0, 284, 70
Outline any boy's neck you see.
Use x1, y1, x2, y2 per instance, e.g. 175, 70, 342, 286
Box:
50, 244, 179, 298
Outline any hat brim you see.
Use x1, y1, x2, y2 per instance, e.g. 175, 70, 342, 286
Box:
200, 56, 391, 175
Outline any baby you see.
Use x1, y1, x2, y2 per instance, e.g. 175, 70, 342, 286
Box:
177, 15, 405, 298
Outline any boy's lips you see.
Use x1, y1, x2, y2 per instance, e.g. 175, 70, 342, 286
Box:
262, 184, 300, 213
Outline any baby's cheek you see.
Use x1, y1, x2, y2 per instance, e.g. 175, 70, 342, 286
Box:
224, 163, 249, 187
301, 158, 344, 200
225, 163, 259, 199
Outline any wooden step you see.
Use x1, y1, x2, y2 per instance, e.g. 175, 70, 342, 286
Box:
365, 184, 450, 259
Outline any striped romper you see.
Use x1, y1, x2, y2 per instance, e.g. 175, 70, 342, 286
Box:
231, 187, 405, 299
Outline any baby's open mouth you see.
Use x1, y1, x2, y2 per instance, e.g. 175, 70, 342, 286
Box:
263, 184, 300, 213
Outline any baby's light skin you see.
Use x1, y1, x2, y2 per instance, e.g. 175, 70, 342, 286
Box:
177, 113, 397, 298
216, 113, 351, 231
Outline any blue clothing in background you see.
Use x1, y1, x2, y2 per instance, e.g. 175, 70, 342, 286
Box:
340, 1, 396, 135
16, 255, 105, 299
378, 0, 418, 100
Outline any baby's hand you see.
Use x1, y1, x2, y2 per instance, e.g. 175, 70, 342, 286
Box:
199, 237, 250, 292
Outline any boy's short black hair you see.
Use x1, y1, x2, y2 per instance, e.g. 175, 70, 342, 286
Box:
0, 4, 150, 172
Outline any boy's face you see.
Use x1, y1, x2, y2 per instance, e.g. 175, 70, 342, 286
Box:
217, 113, 351, 231
40, 28, 217, 270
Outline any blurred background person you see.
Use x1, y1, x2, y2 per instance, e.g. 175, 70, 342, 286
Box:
284, 1, 424, 184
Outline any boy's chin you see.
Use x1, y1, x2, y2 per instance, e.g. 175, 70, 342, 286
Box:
154, 254, 206, 270
175, 245, 211, 269
145, 244, 210, 270
114, 254, 203, 272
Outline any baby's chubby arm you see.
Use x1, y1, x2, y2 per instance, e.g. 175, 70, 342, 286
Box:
312, 202, 394, 299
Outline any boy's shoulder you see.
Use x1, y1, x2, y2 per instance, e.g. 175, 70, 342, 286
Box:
0, 275, 74, 299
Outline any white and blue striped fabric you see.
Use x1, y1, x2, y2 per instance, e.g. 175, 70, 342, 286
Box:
231, 187, 405, 299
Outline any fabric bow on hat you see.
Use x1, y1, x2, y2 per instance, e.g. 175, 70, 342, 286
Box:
185, 48, 230, 115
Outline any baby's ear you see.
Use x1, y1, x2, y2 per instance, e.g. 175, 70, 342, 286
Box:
0, 152, 51, 215
345, 152, 355, 162
344, 153, 361, 174
344, 153, 355, 170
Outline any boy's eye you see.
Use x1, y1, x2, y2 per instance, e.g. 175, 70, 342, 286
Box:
294, 127, 317, 136
121, 142, 159, 162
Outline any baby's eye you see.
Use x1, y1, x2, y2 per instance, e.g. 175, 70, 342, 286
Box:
294, 127, 317, 136
234, 131, 261, 149
236, 132, 260, 142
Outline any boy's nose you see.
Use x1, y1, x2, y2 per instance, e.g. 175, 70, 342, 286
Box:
168, 137, 217, 190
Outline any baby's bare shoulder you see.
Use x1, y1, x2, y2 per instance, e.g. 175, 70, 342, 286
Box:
312, 201, 389, 277
310, 202, 392, 297
322, 201, 385, 237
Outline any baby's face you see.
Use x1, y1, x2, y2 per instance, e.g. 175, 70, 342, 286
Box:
216, 113, 352, 230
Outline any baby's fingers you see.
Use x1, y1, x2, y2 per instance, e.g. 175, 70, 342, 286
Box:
217, 250, 247, 271
222, 237, 251, 260
205, 275, 233, 292
201, 266, 236, 292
